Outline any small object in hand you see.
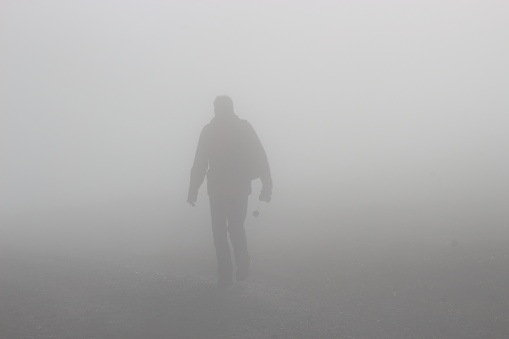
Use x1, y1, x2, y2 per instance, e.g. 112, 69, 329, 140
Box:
253, 210, 260, 217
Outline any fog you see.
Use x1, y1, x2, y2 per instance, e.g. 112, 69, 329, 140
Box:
1, 1, 509, 338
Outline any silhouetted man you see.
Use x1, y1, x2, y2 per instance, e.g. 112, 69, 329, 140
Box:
187, 96, 272, 286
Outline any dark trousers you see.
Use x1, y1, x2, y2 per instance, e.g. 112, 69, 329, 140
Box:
209, 194, 250, 281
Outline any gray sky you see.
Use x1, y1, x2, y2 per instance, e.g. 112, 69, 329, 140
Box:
2, 0, 508, 218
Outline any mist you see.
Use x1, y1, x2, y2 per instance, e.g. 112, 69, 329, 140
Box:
1, 1, 509, 338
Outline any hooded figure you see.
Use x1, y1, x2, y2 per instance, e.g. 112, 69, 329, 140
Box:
187, 96, 272, 286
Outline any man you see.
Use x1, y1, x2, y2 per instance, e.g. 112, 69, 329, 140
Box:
187, 96, 272, 286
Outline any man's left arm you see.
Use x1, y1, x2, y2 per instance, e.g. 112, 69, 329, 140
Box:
247, 123, 272, 202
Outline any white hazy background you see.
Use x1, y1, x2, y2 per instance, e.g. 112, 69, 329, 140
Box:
1, 1, 508, 256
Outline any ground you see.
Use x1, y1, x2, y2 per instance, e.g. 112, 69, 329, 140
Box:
1, 235, 508, 339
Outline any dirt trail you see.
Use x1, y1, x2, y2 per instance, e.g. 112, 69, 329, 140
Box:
1, 242, 508, 339
0, 252, 325, 339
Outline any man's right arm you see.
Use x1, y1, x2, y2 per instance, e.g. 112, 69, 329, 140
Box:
187, 127, 208, 205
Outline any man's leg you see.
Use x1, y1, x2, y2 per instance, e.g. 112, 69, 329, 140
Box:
227, 195, 250, 281
209, 196, 233, 284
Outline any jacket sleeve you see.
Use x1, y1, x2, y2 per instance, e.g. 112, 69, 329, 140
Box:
247, 123, 273, 195
187, 127, 209, 202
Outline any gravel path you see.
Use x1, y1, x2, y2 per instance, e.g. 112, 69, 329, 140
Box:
1, 241, 508, 339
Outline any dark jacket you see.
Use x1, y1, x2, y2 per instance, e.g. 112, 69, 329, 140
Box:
188, 114, 272, 201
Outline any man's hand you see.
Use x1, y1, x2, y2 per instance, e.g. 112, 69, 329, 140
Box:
259, 191, 271, 203
187, 200, 196, 207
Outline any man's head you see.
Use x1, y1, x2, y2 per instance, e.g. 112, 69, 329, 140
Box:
214, 95, 234, 116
